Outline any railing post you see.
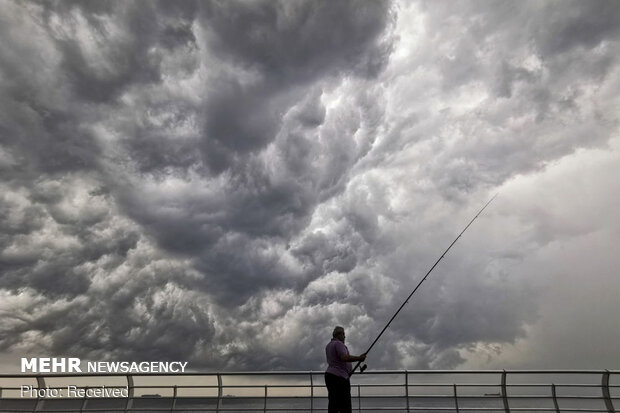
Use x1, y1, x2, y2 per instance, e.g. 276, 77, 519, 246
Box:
602, 370, 615, 413
310, 371, 314, 413
170, 384, 177, 412
126, 374, 134, 398
264, 385, 268, 413
357, 384, 361, 413
216, 373, 222, 413
80, 386, 89, 413
124, 375, 134, 413
551, 383, 560, 413
33, 375, 45, 413
405, 370, 410, 413
453, 383, 459, 413
501, 370, 510, 413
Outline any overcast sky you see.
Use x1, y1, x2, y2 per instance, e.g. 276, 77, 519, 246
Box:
1, 0, 619, 374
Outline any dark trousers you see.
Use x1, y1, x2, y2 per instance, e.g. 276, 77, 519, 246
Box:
324, 372, 351, 413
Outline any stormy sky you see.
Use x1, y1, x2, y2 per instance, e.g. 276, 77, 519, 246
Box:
1, 0, 619, 373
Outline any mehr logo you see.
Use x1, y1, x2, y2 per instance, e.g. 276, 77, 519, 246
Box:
21, 358, 82, 373
21, 358, 189, 373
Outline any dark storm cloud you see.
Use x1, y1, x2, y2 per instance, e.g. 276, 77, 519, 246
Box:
195, 0, 391, 169
201, 1, 390, 81
0, 171, 217, 363
531, 1, 620, 56
0, 0, 393, 367
0, 179, 136, 296
0, 72, 99, 177
1, 0, 619, 373
34, 0, 200, 103
115, 84, 389, 304
100, 0, 393, 254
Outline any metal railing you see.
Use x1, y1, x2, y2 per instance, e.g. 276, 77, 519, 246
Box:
0, 370, 618, 412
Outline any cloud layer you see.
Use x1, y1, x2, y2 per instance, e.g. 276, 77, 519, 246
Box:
1, 0, 619, 371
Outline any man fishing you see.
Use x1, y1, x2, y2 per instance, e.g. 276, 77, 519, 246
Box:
324, 326, 367, 413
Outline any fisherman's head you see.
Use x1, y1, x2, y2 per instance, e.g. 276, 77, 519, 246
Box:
332, 326, 345, 343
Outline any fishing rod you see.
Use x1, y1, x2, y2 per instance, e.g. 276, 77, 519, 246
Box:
350, 194, 498, 377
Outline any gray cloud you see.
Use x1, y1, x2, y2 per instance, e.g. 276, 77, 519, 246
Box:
532, 1, 620, 56
1, 0, 619, 372
196, 0, 392, 172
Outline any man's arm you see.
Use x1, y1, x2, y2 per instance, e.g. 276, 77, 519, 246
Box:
339, 353, 366, 362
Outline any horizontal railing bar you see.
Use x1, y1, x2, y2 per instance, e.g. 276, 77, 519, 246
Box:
507, 410, 610, 413
4, 394, 619, 400
3, 369, 619, 378
0, 409, 613, 413
4, 382, 613, 390
9, 390, 612, 398
411, 383, 604, 387
4, 392, 618, 397
0, 406, 588, 413
6, 409, 608, 413
3, 392, 618, 397
5, 395, 616, 401
9, 383, 619, 390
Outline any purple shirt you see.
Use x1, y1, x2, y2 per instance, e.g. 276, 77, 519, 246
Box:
325, 339, 352, 379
